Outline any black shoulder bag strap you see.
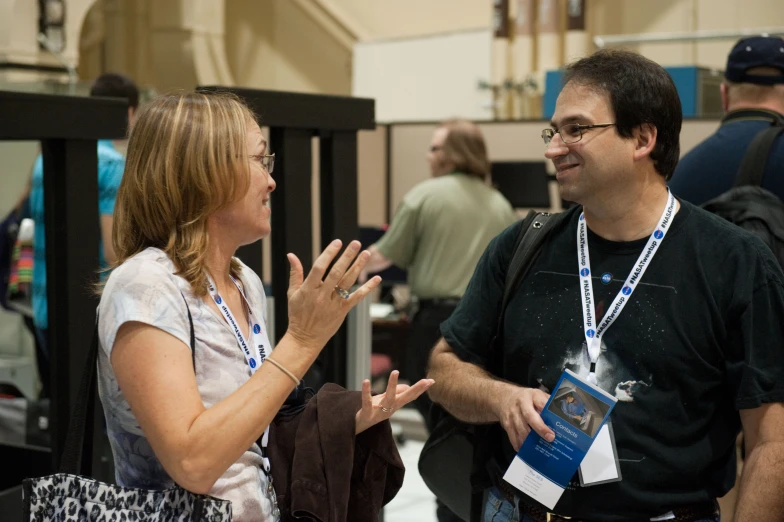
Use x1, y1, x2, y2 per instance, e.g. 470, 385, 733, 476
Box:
489, 210, 566, 368
734, 116, 784, 188
59, 295, 196, 475
469, 210, 566, 522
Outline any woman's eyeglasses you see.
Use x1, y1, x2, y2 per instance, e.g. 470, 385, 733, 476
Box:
249, 153, 275, 174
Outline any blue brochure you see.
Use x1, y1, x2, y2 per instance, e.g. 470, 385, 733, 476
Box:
503, 369, 617, 509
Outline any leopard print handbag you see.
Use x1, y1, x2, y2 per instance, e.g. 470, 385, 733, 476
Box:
22, 306, 233, 521
23, 474, 232, 521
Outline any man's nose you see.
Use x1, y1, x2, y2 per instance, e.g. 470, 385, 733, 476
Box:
544, 133, 569, 160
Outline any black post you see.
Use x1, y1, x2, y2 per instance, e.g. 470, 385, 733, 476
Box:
269, 127, 313, 359
235, 241, 263, 279
0, 91, 126, 514
320, 131, 359, 243
42, 138, 101, 472
319, 131, 360, 386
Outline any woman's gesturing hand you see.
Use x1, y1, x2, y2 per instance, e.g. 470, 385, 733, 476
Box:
285, 239, 381, 353
355, 371, 435, 435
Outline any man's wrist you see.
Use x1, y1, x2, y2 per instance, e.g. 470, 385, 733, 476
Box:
488, 379, 517, 421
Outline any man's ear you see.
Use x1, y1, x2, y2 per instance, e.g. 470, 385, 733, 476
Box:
632, 123, 657, 162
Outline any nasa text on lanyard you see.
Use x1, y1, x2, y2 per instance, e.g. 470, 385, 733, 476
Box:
577, 190, 676, 385
207, 275, 272, 474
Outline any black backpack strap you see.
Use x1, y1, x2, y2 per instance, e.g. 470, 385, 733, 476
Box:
470, 211, 566, 522
59, 297, 196, 475
58, 320, 100, 474
735, 121, 784, 188
182, 292, 196, 371
488, 211, 566, 369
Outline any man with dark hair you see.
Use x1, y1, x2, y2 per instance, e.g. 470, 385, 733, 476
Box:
28, 72, 139, 397
427, 49, 784, 521
89, 72, 140, 118
670, 36, 784, 203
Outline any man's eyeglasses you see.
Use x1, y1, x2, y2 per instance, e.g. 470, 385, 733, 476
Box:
541, 123, 615, 145
249, 153, 275, 174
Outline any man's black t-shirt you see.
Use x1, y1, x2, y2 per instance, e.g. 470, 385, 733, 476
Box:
440, 201, 784, 521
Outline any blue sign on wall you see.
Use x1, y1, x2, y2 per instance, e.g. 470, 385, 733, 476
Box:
543, 66, 708, 119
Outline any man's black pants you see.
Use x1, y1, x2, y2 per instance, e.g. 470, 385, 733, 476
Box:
407, 299, 462, 522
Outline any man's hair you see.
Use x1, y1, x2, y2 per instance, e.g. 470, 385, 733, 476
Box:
438, 119, 491, 179
724, 66, 784, 105
111, 91, 257, 296
89, 73, 140, 109
563, 49, 683, 181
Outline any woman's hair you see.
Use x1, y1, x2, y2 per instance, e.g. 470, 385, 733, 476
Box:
110, 91, 258, 296
438, 119, 491, 179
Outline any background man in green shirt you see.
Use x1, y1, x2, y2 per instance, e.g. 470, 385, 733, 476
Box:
362, 119, 516, 522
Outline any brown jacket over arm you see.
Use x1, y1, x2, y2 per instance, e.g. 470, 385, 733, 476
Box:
269, 383, 405, 522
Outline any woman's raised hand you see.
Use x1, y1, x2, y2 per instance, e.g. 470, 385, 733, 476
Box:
285, 239, 380, 352
355, 371, 434, 434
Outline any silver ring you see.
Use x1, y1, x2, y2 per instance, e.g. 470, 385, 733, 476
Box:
380, 406, 393, 413
334, 286, 351, 300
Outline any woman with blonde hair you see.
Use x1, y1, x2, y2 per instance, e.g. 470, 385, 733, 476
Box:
97, 91, 432, 521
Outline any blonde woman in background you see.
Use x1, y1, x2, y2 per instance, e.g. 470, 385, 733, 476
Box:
97, 91, 433, 522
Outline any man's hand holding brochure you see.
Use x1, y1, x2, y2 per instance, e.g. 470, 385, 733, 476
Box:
503, 369, 618, 509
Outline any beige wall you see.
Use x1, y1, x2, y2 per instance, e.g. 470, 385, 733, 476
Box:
352, 0, 784, 123
225, 0, 352, 95
388, 121, 563, 216
0, 142, 39, 216
76, 0, 493, 94
358, 126, 388, 226
78, 0, 353, 94
337, 0, 491, 41
589, 0, 784, 69
78, 0, 235, 91
376, 119, 722, 217
77, 0, 353, 93
353, 29, 494, 122
69, 0, 784, 102
0, 0, 96, 84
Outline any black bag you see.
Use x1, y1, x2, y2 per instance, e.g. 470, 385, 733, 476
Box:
0, 209, 21, 311
701, 116, 784, 266
418, 210, 566, 522
22, 302, 233, 521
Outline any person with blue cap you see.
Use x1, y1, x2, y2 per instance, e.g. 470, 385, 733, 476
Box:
670, 35, 784, 203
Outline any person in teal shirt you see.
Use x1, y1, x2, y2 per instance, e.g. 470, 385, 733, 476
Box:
29, 73, 138, 397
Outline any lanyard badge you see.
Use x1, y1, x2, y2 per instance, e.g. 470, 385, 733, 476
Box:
577, 190, 676, 385
207, 275, 272, 473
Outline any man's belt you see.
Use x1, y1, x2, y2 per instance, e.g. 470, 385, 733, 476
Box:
494, 478, 719, 522
417, 297, 460, 309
